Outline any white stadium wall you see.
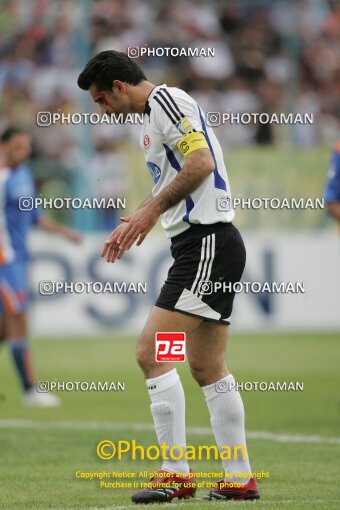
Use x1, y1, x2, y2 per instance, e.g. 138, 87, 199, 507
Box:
28, 231, 340, 336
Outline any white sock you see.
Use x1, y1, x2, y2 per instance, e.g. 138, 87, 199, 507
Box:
146, 368, 189, 475
202, 373, 252, 483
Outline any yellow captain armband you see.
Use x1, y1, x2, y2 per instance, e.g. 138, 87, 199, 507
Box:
176, 131, 209, 157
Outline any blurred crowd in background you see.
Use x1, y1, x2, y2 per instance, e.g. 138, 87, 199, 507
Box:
0, 0, 339, 229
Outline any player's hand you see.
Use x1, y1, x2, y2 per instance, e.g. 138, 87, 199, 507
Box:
63, 229, 82, 244
101, 204, 160, 263
101, 223, 127, 263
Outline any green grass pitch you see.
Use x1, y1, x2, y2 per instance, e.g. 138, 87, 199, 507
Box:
0, 332, 339, 509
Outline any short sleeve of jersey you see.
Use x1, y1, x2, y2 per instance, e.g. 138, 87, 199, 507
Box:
31, 194, 43, 224
151, 88, 206, 152
7, 166, 43, 225
324, 145, 340, 203
27, 169, 43, 224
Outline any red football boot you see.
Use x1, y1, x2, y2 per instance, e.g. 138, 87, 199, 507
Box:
131, 469, 196, 504
203, 477, 259, 501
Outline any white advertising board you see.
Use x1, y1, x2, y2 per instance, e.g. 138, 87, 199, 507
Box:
27, 231, 340, 336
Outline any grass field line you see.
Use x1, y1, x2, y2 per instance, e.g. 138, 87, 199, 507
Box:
1, 419, 340, 445
87, 500, 340, 510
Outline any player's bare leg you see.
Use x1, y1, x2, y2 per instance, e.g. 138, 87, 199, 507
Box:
186, 321, 229, 385
136, 305, 201, 378
6, 312, 35, 390
0, 315, 6, 344
132, 306, 201, 503
6, 311, 60, 407
186, 321, 259, 500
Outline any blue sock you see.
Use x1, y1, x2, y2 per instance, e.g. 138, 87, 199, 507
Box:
9, 339, 34, 391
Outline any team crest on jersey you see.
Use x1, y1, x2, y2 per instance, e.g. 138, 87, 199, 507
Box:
144, 134, 151, 149
175, 116, 195, 135
147, 161, 161, 184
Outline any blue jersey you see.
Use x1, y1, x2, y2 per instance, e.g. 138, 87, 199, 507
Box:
0, 164, 42, 264
324, 142, 340, 203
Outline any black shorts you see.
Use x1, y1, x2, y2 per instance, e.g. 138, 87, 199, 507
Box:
155, 222, 246, 325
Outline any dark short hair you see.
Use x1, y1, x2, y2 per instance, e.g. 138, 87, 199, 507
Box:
0, 127, 26, 143
77, 50, 147, 91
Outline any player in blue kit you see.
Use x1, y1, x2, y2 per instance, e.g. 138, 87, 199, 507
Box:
0, 127, 81, 407
324, 141, 340, 223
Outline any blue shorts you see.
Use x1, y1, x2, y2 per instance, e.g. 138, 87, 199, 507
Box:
0, 262, 28, 314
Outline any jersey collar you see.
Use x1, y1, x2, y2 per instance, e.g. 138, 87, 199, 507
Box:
144, 84, 166, 117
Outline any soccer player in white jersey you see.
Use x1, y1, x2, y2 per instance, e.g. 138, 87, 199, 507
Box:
78, 50, 259, 503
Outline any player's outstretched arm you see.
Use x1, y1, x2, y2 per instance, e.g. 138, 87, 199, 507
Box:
326, 202, 340, 221
101, 148, 214, 263
37, 216, 82, 244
